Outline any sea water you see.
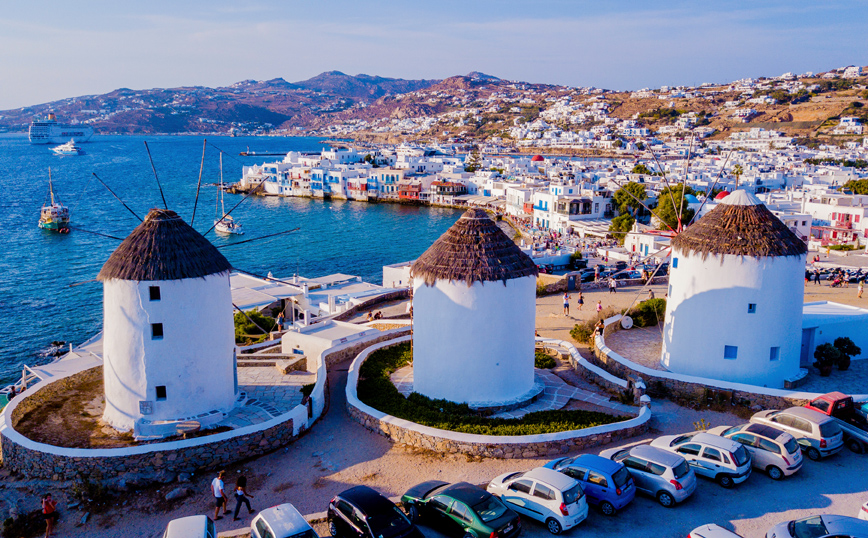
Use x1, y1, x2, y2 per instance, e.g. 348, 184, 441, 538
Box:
0, 134, 462, 384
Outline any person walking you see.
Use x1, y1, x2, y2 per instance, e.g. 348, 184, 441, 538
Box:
577, 292, 584, 311
859, 279, 864, 299
42, 493, 58, 538
212, 470, 229, 520
596, 300, 603, 313
814, 269, 821, 285
608, 277, 617, 294
562, 292, 571, 316
232, 475, 255, 521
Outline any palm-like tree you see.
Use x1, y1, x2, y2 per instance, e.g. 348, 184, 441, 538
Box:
732, 164, 744, 189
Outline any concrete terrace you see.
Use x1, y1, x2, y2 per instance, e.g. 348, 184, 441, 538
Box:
221, 366, 313, 429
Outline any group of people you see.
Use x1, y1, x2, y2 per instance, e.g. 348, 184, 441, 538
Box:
365, 311, 385, 321
562, 292, 603, 316
211, 470, 255, 521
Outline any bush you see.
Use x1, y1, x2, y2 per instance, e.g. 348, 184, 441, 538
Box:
570, 322, 594, 344
300, 383, 316, 398
833, 336, 861, 371
357, 343, 625, 435
829, 244, 857, 251
626, 298, 667, 328
813, 343, 841, 370
535, 349, 556, 369
234, 310, 276, 343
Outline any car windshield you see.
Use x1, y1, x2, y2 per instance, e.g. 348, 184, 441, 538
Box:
472, 495, 509, 523
554, 457, 576, 469
562, 484, 584, 504
367, 506, 412, 537
612, 467, 631, 488
672, 460, 690, 479
790, 516, 828, 538
722, 425, 744, 437
289, 531, 318, 538
671, 434, 693, 446
732, 445, 751, 466
783, 437, 799, 454
819, 421, 841, 438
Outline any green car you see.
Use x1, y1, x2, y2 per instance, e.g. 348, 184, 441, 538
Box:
401, 481, 521, 538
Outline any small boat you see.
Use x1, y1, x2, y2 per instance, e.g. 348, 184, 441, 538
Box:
215, 152, 243, 235
38, 168, 70, 233
51, 139, 85, 155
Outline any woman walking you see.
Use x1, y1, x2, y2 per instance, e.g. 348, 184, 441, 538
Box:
577, 292, 584, 311
233, 475, 255, 521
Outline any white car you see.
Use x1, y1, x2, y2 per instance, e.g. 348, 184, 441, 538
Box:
163, 515, 215, 538
487, 466, 588, 535
251, 503, 319, 538
651, 432, 752, 488
860, 501, 868, 521
709, 423, 803, 480
766, 514, 868, 538
689, 524, 745, 537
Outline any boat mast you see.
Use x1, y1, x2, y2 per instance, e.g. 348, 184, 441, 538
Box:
48, 167, 55, 206
220, 152, 226, 217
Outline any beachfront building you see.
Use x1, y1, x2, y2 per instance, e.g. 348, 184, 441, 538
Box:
410, 209, 539, 404
661, 191, 807, 388
98, 209, 237, 433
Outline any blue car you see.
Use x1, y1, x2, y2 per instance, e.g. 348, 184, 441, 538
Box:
544, 454, 636, 516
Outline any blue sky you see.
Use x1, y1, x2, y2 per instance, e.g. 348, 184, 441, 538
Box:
0, 1, 865, 110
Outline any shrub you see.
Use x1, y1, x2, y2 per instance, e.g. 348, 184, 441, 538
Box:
829, 244, 857, 251
570, 321, 594, 344
234, 310, 276, 343
813, 343, 841, 370
356, 343, 625, 435
626, 298, 667, 328
300, 383, 316, 398
536, 281, 548, 297
535, 349, 556, 369
833, 336, 862, 371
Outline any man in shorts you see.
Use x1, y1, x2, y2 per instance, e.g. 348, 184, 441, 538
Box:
212, 470, 229, 520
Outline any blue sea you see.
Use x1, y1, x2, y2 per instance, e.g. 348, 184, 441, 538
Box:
0, 134, 462, 385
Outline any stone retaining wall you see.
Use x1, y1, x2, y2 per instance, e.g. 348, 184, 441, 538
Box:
346, 336, 651, 458
333, 289, 411, 322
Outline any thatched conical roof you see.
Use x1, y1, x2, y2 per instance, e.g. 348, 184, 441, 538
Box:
671, 190, 807, 259
98, 209, 232, 281
411, 208, 538, 286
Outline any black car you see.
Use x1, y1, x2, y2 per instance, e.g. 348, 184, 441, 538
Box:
328, 486, 423, 538
401, 481, 521, 538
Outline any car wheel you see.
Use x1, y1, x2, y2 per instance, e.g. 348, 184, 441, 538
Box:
657, 491, 675, 508
545, 518, 562, 535
406, 504, 419, 522
717, 474, 734, 488
847, 439, 865, 454
599, 501, 616, 516
328, 519, 339, 538
767, 466, 784, 480
806, 447, 821, 461
463, 532, 475, 538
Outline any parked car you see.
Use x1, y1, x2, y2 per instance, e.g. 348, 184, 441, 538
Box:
751, 407, 844, 461
163, 515, 215, 538
804, 392, 868, 454
688, 524, 745, 538
487, 467, 587, 534
401, 481, 521, 538
252, 504, 319, 538
708, 423, 803, 480
860, 501, 868, 522
650, 432, 752, 488
543, 454, 636, 515
328, 486, 422, 538
599, 444, 697, 507
765, 514, 868, 538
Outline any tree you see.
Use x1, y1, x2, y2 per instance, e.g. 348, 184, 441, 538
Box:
613, 139, 623, 148
609, 214, 635, 244
631, 163, 652, 175
464, 150, 482, 173
843, 179, 868, 195
612, 182, 648, 218
731, 164, 744, 189
655, 184, 695, 231
833, 336, 862, 371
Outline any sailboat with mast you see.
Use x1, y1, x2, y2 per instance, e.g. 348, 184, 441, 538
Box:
38, 167, 70, 233
215, 152, 243, 235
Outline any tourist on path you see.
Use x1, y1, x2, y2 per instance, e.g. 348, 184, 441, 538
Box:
814, 269, 821, 285
608, 277, 617, 294
232, 475, 255, 521
859, 280, 864, 299
563, 292, 570, 315
212, 470, 229, 520
42, 493, 58, 538
577, 292, 584, 311
596, 300, 603, 313
648, 289, 655, 300
276, 312, 284, 332
594, 319, 605, 337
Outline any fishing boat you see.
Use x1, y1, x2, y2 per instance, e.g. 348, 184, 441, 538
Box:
38, 168, 70, 233
215, 153, 243, 235
51, 139, 85, 155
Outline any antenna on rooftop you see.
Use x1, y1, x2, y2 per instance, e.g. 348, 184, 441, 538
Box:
143, 141, 168, 210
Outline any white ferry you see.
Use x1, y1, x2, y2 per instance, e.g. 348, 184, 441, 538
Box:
29, 113, 94, 144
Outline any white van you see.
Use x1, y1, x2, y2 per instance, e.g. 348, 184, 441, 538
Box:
163, 515, 216, 538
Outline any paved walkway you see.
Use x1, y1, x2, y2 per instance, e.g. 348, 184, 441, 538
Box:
390, 365, 636, 419
219, 366, 313, 428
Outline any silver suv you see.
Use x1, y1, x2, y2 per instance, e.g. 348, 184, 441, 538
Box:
751, 407, 844, 461
709, 423, 803, 480
651, 432, 752, 488
599, 444, 697, 508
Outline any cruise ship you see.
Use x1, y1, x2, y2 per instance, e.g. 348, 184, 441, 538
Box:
29, 113, 94, 144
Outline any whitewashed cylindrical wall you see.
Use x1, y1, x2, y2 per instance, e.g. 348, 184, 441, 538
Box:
661, 250, 805, 388
412, 275, 536, 404
102, 272, 237, 431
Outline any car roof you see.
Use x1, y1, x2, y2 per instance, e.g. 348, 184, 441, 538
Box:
165, 515, 210, 535
744, 423, 788, 441
523, 467, 579, 490
692, 432, 740, 451
631, 444, 684, 467
571, 454, 624, 474
340, 486, 396, 514
442, 482, 490, 506
821, 514, 868, 532
782, 406, 832, 423
256, 504, 311, 535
